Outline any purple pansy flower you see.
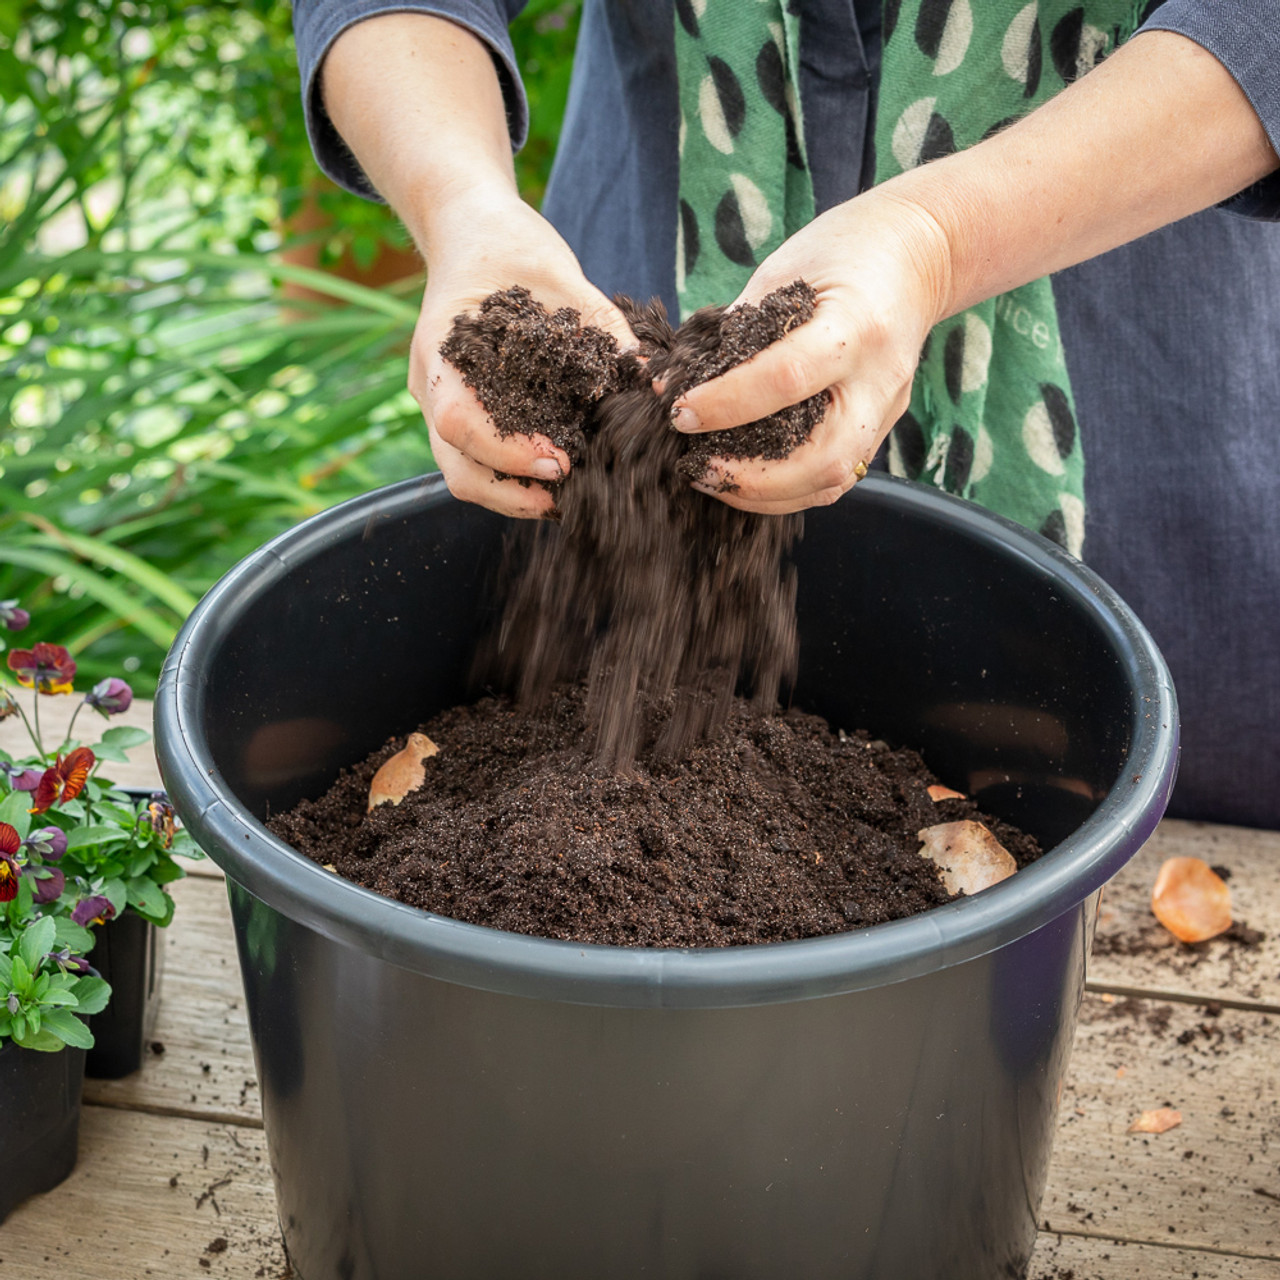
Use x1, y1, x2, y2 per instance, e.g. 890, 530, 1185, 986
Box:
0, 600, 29, 632
45, 947, 93, 975
71, 894, 116, 927
0, 762, 43, 791
85, 676, 133, 716
24, 825, 67, 861
7, 642, 75, 694
27, 865, 65, 904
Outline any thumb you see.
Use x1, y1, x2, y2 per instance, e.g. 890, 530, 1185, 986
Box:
673, 305, 846, 434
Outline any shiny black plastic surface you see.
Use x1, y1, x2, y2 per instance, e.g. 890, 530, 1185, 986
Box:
0, 1044, 84, 1224
85, 904, 163, 1080
156, 475, 1178, 1279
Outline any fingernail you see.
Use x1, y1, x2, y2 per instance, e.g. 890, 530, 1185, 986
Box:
671, 404, 699, 433
531, 457, 566, 482
690, 481, 717, 496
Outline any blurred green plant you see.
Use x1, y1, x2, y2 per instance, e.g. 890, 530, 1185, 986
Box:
0, 0, 581, 689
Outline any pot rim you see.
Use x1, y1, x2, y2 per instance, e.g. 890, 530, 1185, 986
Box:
155, 474, 1178, 1009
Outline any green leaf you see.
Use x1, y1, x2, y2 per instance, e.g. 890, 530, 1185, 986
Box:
70, 975, 111, 1016
126, 876, 172, 922
52, 918, 94, 954
64, 825, 132, 851
13, 876, 33, 918
98, 725, 152, 751
151, 858, 187, 886
0, 547, 180, 651
39, 988, 79, 1007
40, 1009, 95, 1050
18, 916, 56, 972
0, 790, 33, 840
14, 1024, 68, 1052
171, 829, 205, 860
21, 523, 200, 618
102, 877, 129, 916
10, 952, 31, 990
129, 880, 175, 931
93, 803, 141, 826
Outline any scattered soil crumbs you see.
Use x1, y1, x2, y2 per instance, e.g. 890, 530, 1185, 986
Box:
1081, 993, 1248, 1056
1092, 917, 1267, 961
269, 685, 1039, 948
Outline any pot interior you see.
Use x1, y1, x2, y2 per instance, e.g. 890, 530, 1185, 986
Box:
158, 474, 1177, 1001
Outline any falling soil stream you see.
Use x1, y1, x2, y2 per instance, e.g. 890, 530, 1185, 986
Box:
269, 283, 1042, 946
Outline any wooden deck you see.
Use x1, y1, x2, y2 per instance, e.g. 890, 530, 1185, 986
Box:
1, 702, 1278, 1278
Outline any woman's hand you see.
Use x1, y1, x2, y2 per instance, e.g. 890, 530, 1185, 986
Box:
672, 28, 1279, 517
669, 188, 952, 515
412, 190, 636, 518
321, 13, 636, 518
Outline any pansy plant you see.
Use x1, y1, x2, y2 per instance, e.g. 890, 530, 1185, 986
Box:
0, 914, 111, 1052
0, 603, 202, 1050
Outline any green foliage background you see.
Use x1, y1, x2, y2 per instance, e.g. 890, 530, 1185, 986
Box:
0, 0, 581, 687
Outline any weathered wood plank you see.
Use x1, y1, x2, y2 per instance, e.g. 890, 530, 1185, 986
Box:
1028, 1232, 1280, 1278
82, 875, 259, 1125
1089, 820, 1279, 1009
1043, 993, 1280, 1260
0, 1108, 287, 1279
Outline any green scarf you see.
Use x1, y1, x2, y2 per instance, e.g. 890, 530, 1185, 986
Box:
673, 0, 815, 316
676, 1, 1147, 557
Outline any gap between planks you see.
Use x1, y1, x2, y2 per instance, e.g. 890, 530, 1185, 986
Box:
1027, 1233, 1280, 1279
81, 1093, 263, 1130
1043, 1224, 1280, 1265
1085, 981, 1280, 1017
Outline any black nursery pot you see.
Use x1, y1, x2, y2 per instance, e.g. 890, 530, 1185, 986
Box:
83, 788, 166, 1080
84, 900, 164, 1080
155, 475, 1178, 1280
0, 1043, 85, 1224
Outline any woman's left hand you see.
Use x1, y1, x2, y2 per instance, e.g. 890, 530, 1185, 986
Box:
669, 187, 953, 514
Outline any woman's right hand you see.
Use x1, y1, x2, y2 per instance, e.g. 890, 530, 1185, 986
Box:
321, 14, 636, 518
413, 188, 637, 518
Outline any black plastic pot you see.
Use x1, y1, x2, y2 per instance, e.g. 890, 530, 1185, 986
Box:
0, 1042, 85, 1224
85, 903, 164, 1080
82, 787, 167, 1080
155, 474, 1178, 1280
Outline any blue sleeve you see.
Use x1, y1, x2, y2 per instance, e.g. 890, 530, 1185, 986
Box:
1139, 0, 1280, 220
293, 0, 530, 200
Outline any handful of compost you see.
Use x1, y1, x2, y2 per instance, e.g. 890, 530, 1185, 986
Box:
441, 281, 830, 772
